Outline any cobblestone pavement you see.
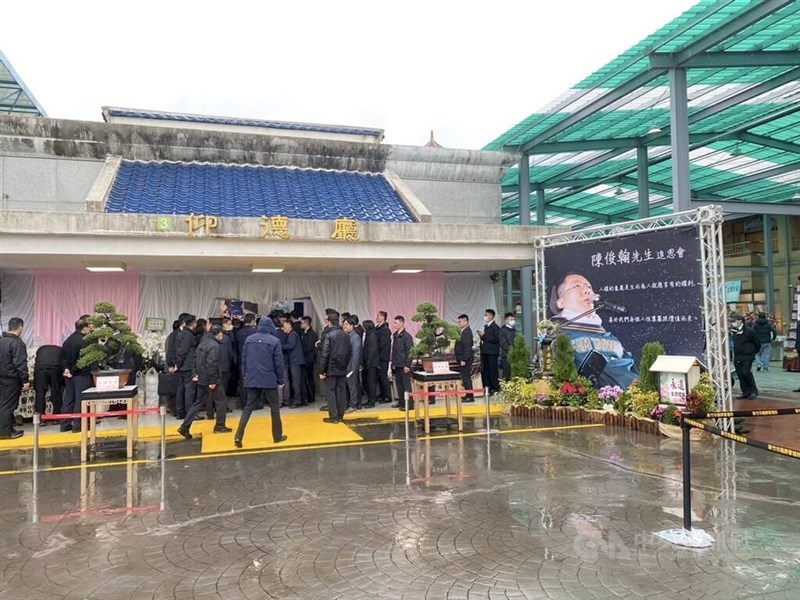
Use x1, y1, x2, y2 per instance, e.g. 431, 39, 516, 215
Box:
1, 421, 798, 599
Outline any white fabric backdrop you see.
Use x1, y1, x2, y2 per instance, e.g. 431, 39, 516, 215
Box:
443, 273, 497, 331
139, 273, 370, 330
0, 273, 35, 347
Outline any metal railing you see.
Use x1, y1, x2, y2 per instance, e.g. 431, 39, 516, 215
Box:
723, 241, 751, 256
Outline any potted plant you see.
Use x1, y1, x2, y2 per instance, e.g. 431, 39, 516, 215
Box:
77, 301, 145, 389
409, 302, 460, 372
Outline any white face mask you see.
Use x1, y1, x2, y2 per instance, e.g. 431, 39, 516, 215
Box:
507, 320, 516, 327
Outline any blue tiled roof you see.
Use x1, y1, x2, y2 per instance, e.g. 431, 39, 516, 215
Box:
103, 107, 384, 138
105, 160, 416, 222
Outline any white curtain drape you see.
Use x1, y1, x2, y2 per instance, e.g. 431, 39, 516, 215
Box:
0, 273, 35, 347
139, 273, 370, 331
443, 273, 497, 329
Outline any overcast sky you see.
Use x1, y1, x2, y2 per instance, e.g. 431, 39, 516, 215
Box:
2, 1, 697, 149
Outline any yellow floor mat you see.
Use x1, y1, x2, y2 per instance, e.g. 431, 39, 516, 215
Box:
198, 412, 364, 454
0, 425, 181, 451
351, 403, 505, 422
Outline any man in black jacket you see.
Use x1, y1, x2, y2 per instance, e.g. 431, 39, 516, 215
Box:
478, 309, 501, 395
320, 311, 351, 423
0, 318, 29, 439
375, 311, 392, 404
391, 315, 414, 409
170, 315, 198, 420
61, 318, 92, 432
752, 313, 777, 372
179, 325, 230, 439
499, 312, 517, 382
300, 317, 318, 404
34, 344, 64, 419
361, 320, 379, 408
731, 314, 759, 399
454, 314, 475, 402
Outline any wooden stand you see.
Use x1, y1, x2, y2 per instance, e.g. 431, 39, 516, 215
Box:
80, 385, 139, 463
410, 371, 463, 435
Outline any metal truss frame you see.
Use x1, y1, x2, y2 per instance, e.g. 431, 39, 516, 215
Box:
533, 206, 732, 425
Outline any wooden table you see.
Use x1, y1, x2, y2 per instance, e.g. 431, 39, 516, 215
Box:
80, 385, 139, 463
410, 371, 463, 435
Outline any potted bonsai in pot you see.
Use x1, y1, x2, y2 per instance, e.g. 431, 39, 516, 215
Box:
409, 302, 460, 372
76, 301, 145, 389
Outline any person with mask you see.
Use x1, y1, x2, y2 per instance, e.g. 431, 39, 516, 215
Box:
60, 318, 93, 432
178, 325, 230, 439
454, 314, 475, 403
170, 315, 199, 421
374, 311, 392, 404
730, 314, 759, 399
320, 311, 351, 423
236, 318, 286, 447
391, 316, 414, 410
299, 317, 318, 405
478, 309, 501, 395
0, 318, 29, 439
549, 272, 638, 390
343, 316, 363, 411
499, 312, 517, 382
281, 319, 305, 407
751, 312, 777, 372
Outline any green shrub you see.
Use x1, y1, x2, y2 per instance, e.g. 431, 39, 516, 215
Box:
627, 383, 660, 418
508, 335, 532, 380
661, 404, 681, 426
551, 334, 578, 385
639, 342, 665, 393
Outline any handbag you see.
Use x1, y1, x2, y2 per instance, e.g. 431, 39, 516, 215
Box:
158, 371, 178, 396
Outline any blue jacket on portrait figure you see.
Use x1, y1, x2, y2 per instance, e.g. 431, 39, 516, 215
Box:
553, 318, 638, 390
242, 319, 285, 389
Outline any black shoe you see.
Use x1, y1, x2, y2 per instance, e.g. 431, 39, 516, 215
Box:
319, 404, 329, 411
213, 426, 232, 434
177, 426, 192, 440
462, 398, 475, 403
794, 388, 800, 392
274, 435, 288, 443
60, 425, 73, 432
234, 439, 242, 448
364, 402, 375, 408
748, 393, 758, 399
391, 403, 403, 409
322, 417, 340, 424
377, 399, 391, 404
736, 394, 749, 399
0, 430, 23, 440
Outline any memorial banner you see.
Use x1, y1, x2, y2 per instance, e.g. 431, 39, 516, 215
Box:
544, 226, 703, 389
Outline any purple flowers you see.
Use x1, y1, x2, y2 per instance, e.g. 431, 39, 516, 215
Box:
598, 385, 624, 402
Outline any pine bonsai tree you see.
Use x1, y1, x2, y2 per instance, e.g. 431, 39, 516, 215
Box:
77, 301, 144, 371
409, 302, 460, 358
638, 342, 666, 393
551, 334, 578, 385
508, 335, 532, 380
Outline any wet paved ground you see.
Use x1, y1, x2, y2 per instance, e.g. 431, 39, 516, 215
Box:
1, 416, 799, 600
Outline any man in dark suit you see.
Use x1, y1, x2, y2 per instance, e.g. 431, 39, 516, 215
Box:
478, 309, 500, 395
391, 316, 414, 410
61, 318, 92, 432
375, 311, 392, 404
300, 317, 318, 404
454, 314, 475, 402
0, 318, 29, 439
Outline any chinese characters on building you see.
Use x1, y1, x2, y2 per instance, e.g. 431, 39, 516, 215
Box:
186, 214, 218, 237
260, 215, 291, 239
179, 215, 363, 241
330, 218, 360, 242
591, 246, 687, 268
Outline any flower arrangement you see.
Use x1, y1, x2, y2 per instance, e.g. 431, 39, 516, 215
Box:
550, 376, 599, 408
625, 382, 661, 418
598, 385, 624, 410
141, 332, 167, 370
684, 373, 716, 414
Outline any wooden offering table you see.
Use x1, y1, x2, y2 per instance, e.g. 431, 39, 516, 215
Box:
410, 370, 464, 434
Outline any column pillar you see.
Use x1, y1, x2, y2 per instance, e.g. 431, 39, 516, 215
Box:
669, 67, 691, 212
764, 215, 775, 313
536, 187, 546, 226
637, 145, 650, 219
519, 154, 534, 348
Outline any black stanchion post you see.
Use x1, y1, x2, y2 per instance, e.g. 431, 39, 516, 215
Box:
682, 419, 692, 532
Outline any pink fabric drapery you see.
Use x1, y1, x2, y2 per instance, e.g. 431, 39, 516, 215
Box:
34, 272, 141, 345
368, 273, 445, 337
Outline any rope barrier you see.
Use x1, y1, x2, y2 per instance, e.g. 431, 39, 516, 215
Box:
683, 407, 800, 419
683, 417, 800, 460
39, 408, 161, 420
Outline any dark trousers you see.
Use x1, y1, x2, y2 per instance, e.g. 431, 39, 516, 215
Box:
62, 374, 92, 431
236, 388, 281, 443
302, 363, 316, 403
175, 371, 196, 419
287, 364, 303, 405
393, 367, 411, 405
481, 353, 499, 394
734, 357, 757, 397
206, 372, 230, 416
0, 378, 22, 435
377, 360, 391, 402
326, 376, 347, 420
186, 382, 225, 430
346, 370, 362, 409
458, 361, 474, 400
34, 368, 63, 415
363, 366, 378, 405
499, 356, 511, 382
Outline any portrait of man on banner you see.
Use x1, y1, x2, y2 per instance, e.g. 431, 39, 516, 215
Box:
544, 226, 705, 391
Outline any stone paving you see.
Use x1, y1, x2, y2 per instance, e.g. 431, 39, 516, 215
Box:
0, 420, 799, 600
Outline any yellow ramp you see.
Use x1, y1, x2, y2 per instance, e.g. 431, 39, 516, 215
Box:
199, 412, 363, 454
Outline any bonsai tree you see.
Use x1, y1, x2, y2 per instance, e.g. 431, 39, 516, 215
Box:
77, 301, 144, 371
409, 302, 460, 358
638, 342, 666, 393
551, 333, 578, 385
507, 335, 532, 380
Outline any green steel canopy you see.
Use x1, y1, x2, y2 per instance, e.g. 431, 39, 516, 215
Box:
0, 50, 46, 117
487, 0, 800, 227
